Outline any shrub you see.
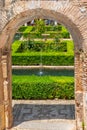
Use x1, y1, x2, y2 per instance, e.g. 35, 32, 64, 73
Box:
45, 25, 62, 31
45, 25, 53, 31
18, 30, 70, 39
18, 26, 33, 33
12, 39, 74, 65
18, 26, 27, 32
57, 41, 67, 52
16, 40, 67, 53
61, 32, 70, 38
67, 40, 74, 54
17, 25, 70, 39
12, 52, 74, 66
16, 42, 26, 52
35, 19, 45, 37
61, 26, 70, 38
57, 25, 62, 31
12, 75, 74, 100
53, 25, 62, 31
12, 40, 23, 53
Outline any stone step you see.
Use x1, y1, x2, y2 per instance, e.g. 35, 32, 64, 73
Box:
11, 120, 76, 130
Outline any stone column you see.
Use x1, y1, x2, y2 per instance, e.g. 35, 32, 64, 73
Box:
0, 49, 5, 130
82, 52, 87, 130
0, 49, 4, 105
7, 49, 13, 129
75, 51, 84, 130
1, 49, 13, 129
2, 55, 9, 128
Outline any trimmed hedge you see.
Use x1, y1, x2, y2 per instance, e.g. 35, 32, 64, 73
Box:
12, 40, 23, 53
45, 25, 62, 31
12, 53, 74, 65
12, 40, 74, 65
61, 32, 70, 38
22, 31, 70, 39
18, 26, 27, 32
12, 75, 74, 99
18, 25, 70, 39
19, 25, 62, 32
18, 26, 33, 32
15, 40, 67, 52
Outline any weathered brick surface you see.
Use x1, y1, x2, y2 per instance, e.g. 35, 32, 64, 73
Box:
0, 0, 87, 130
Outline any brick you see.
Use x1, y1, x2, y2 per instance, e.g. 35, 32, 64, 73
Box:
0, 1, 87, 130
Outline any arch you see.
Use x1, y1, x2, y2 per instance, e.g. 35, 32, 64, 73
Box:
0, 1, 87, 130
0, 8, 84, 50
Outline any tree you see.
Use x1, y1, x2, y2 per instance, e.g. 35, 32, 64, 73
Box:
35, 19, 45, 37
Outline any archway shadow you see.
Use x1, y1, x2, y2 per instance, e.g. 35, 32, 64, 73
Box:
13, 103, 75, 127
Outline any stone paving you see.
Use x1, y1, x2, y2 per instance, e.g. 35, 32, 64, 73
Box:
12, 100, 76, 130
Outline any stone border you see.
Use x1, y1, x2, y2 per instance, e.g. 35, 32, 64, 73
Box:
12, 66, 74, 70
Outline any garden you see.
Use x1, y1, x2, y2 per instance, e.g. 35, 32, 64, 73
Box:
12, 19, 74, 100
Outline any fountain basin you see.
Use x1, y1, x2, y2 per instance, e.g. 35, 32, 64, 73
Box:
12, 66, 74, 76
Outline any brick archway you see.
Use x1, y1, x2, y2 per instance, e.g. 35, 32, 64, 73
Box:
0, 1, 87, 130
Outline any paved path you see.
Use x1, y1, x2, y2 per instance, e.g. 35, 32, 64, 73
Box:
12, 100, 76, 130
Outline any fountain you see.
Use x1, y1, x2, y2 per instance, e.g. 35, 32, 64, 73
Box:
38, 33, 50, 76
38, 47, 44, 76
39, 70, 43, 76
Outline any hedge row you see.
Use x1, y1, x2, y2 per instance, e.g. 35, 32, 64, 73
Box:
18, 26, 33, 32
22, 31, 70, 39
12, 53, 74, 65
12, 75, 74, 99
12, 40, 73, 53
12, 40, 74, 66
15, 40, 67, 53
19, 25, 62, 32
12, 40, 22, 53
18, 25, 68, 33
46, 25, 62, 31
18, 25, 70, 39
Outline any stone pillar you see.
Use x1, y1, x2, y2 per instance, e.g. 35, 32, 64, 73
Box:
75, 51, 84, 130
82, 52, 87, 130
7, 49, 13, 129
1, 49, 13, 129
0, 49, 5, 130
0, 49, 4, 105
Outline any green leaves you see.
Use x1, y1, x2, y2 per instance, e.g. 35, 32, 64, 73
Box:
12, 75, 74, 100
12, 53, 74, 66
35, 19, 45, 37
